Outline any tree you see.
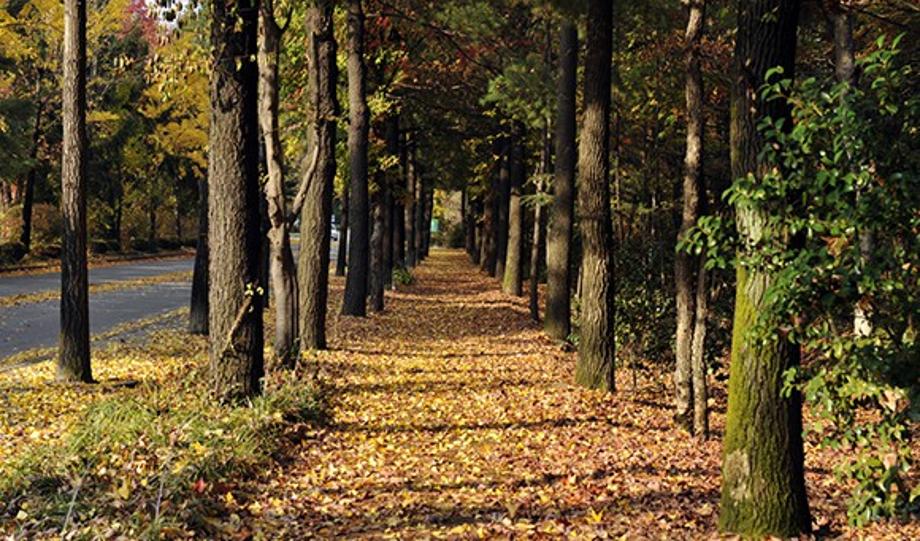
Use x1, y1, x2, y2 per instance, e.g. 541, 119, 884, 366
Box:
502, 123, 525, 296
574, 0, 615, 392
58, 0, 91, 383
673, 0, 708, 435
259, 0, 299, 366
189, 175, 209, 335
494, 138, 510, 279
718, 0, 811, 535
335, 186, 348, 276
544, 20, 577, 341
342, 0, 370, 317
299, 0, 338, 351
208, 0, 264, 402
369, 172, 385, 311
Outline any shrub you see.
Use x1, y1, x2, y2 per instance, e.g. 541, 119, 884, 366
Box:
0, 241, 26, 265
392, 266, 414, 286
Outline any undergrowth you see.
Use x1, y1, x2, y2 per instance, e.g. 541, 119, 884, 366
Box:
0, 331, 326, 539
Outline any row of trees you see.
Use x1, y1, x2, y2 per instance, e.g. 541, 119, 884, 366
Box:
2, 0, 916, 536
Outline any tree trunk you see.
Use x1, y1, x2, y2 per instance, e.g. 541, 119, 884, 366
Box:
503, 125, 525, 296
336, 186, 349, 276
341, 0, 370, 316
259, 0, 299, 367
383, 116, 398, 287
369, 173, 385, 312
422, 184, 433, 257
674, 0, 706, 432
405, 140, 418, 268
575, 0, 615, 392
495, 140, 510, 280
58, 0, 91, 383
20, 102, 43, 252
414, 173, 426, 263
208, 0, 264, 403
299, 0, 338, 351
480, 175, 496, 274
719, 0, 811, 536
545, 20, 578, 341
529, 203, 543, 321
189, 177, 209, 335
691, 259, 710, 438
826, 1, 871, 337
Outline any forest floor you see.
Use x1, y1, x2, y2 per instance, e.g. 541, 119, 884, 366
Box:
2, 249, 917, 539
235, 249, 917, 540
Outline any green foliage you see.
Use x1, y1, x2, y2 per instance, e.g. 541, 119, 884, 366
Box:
392, 266, 414, 286
688, 36, 920, 524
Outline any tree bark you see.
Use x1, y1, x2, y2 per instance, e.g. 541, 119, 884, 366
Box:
20, 100, 43, 252
383, 116, 398, 287
414, 172, 426, 263
58, 0, 91, 383
335, 186, 349, 276
674, 0, 706, 431
189, 176, 209, 335
208, 0, 264, 403
502, 124, 525, 296
545, 21, 577, 341
719, 0, 811, 536
299, 0, 338, 351
495, 140, 510, 280
405, 139, 418, 268
574, 0, 615, 392
691, 259, 710, 438
342, 0, 370, 316
369, 172, 385, 311
259, 0, 299, 367
480, 174, 497, 274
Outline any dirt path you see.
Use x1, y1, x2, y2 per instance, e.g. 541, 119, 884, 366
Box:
240, 249, 726, 538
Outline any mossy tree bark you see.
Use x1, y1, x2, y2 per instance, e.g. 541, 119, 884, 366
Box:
58, 0, 92, 383
719, 0, 811, 536
208, 0, 264, 403
545, 21, 577, 341
299, 0, 338, 351
574, 0, 615, 392
342, 0, 370, 317
258, 0, 298, 367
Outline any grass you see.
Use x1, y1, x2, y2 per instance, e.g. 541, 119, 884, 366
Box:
0, 327, 326, 539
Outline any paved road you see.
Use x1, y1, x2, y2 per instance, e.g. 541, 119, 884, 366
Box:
0, 240, 339, 362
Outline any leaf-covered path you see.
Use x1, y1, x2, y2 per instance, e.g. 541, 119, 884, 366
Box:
239, 250, 914, 539
242, 250, 723, 538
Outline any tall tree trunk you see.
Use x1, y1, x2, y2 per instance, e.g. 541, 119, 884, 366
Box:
189, 176, 209, 335
422, 184, 433, 257
299, 0, 338, 351
503, 124, 525, 296
342, 0, 370, 317
826, 1, 870, 337
58, 0, 91, 383
405, 139, 418, 268
208, 0, 264, 403
414, 173, 426, 263
545, 20, 577, 341
259, 0, 299, 367
335, 187, 348, 276
674, 0, 706, 432
719, 0, 811, 536
691, 259, 710, 438
20, 101, 43, 252
531, 116, 552, 321
495, 141, 510, 279
383, 117, 398, 287
575, 0, 615, 392
480, 174, 496, 274
369, 172, 385, 311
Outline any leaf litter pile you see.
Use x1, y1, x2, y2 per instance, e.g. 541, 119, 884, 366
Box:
1, 249, 918, 538
236, 250, 917, 539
